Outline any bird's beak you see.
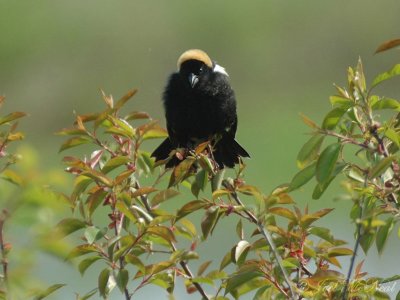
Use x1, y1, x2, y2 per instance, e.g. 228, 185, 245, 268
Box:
188, 73, 199, 88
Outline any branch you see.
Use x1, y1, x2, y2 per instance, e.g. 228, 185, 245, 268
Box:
320, 129, 369, 149
135, 182, 210, 300
342, 174, 368, 300
222, 181, 296, 300
112, 194, 131, 300
0, 209, 9, 291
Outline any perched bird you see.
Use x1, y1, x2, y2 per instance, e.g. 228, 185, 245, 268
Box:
151, 49, 250, 168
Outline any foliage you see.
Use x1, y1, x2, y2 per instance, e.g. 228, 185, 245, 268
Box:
55, 41, 400, 300
0, 97, 69, 299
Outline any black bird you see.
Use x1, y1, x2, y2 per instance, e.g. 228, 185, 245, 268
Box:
151, 49, 250, 168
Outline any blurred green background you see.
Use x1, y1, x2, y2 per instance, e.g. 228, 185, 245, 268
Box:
1, 1, 400, 299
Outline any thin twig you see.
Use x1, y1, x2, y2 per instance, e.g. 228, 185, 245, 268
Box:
0, 209, 9, 292
222, 181, 296, 300
320, 130, 369, 149
342, 174, 368, 300
112, 194, 131, 300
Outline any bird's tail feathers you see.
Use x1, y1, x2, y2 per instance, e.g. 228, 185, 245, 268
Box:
214, 134, 250, 168
151, 138, 182, 168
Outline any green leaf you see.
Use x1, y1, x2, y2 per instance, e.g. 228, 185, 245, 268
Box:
287, 162, 316, 192
59, 136, 91, 152
201, 206, 220, 239
78, 256, 102, 275
322, 108, 347, 130
125, 254, 145, 273
212, 189, 231, 199
67, 244, 98, 260
147, 226, 176, 244
329, 96, 353, 108
371, 98, 400, 111
56, 218, 86, 237
141, 125, 168, 140
313, 162, 346, 199
78, 290, 97, 300
176, 200, 208, 221
168, 157, 196, 187
116, 269, 129, 293
71, 175, 93, 202
114, 169, 135, 185
385, 128, 400, 148
80, 170, 113, 187
87, 189, 107, 216
369, 156, 396, 179
360, 231, 376, 254
176, 218, 197, 238
115, 201, 138, 223
282, 257, 300, 269
253, 286, 272, 300
84, 226, 107, 244
101, 156, 131, 173
98, 268, 110, 297
309, 227, 336, 244
33, 284, 66, 300
355, 58, 366, 92
197, 260, 212, 277
316, 143, 341, 184
376, 217, 394, 255
151, 188, 180, 206
327, 247, 353, 257
236, 277, 267, 297
312, 178, 334, 200
0, 169, 23, 186
195, 169, 208, 191
300, 208, 334, 228
236, 219, 244, 240
220, 251, 232, 271
0, 112, 27, 125
379, 274, 400, 284
106, 116, 135, 138
371, 64, 400, 89
225, 267, 262, 295
297, 135, 324, 169
268, 207, 297, 222
55, 127, 88, 136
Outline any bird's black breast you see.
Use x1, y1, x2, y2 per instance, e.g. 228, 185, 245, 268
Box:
163, 72, 237, 148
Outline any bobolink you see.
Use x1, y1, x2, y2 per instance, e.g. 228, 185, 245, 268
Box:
152, 49, 249, 168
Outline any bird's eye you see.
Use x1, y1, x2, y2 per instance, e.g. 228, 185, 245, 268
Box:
199, 66, 204, 74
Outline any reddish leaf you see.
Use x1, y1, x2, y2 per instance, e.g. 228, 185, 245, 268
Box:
132, 186, 158, 198
375, 38, 400, 54
0, 112, 27, 125
125, 111, 151, 121
151, 188, 179, 206
268, 207, 297, 222
114, 88, 138, 110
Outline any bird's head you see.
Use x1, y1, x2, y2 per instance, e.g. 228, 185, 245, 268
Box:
177, 49, 228, 88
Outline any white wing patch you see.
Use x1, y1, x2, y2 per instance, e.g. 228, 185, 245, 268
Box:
213, 64, 229, 76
